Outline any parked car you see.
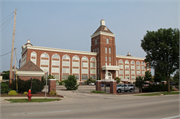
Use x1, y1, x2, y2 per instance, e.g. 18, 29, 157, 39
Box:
116, 84, 135, 93
89, 83, 95, 86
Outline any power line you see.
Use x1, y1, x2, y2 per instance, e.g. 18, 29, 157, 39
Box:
0, 15, 14, 32
0, 14, 14, 27
0, 11, 14, 22
0, 48, 15, 57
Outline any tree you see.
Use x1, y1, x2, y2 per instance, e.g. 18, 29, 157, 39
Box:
63, 75, 79, 90
173, 70, 179, 88
114, 77, 121, 84
135, 76, 144, 93
141, 28, 179, 92
154, 71, 165, 82
2, 70, 9, 79
144, 71, 152, 82
48, 74, 55, 79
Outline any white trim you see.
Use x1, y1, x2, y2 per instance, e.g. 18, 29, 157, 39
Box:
17, 71, 45, 76
49, 79, 57, 81
91, 31, 115, 38
27, 46, 97, 56
116, 55, 145, 60
102, 65, 119, 70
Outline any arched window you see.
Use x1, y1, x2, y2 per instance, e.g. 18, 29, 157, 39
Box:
63, 54, 70, 59
141, 62, 145, 65
136, 61, 140, 65
131, 61, 135, 64
72, 55, 79, 60
40, 53, 49, 72
125, 60, 129, 64
106, 38, 109, 44
119, 60, 123, 64
52, 54, 60, 59
51, 54, 60, 81
31, 51, 37, 65
82, 56, 88, 61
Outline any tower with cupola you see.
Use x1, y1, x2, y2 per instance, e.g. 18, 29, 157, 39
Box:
91, 19, 117, 80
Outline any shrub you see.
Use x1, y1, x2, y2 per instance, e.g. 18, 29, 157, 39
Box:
23, 92, 28, 95
59, 80, 65, 85
142, 84, 174, 92
86, 77, 96, 85
91, 90, 106, 93
114, 77, 121, 84
11, 78, 44, 94
8, 90, 18, 96
1, 82, 9, 94
64, 75, 79, 90
49, 90, 57, 96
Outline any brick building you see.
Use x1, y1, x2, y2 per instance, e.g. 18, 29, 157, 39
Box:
20, 20, 149, 83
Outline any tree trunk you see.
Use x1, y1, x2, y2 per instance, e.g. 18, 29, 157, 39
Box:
139, 88, 142, 93
167, 76, 170, 92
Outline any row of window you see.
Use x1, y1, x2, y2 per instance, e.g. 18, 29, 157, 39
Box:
118, 60, 145, 65
119, 65, 146, 70
94, 38, 109, 45
119, 70, 145, 75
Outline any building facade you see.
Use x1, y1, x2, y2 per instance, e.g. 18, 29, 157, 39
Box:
21, 20, 149, 83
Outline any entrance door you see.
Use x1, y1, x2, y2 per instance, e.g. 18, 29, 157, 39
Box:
108, 72, 112, 79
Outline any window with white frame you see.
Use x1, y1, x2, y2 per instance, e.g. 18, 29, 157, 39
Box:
31, 52, 37, 65
95, 39, 97, 44
63, 61, 70, 66
125, 65, 129, 69
131, 76, 135, 80
75, 75, 79, 80
72, 68, 79, 74
72, 62, 79, 67
41, 59, 49, 65
41, 67, 49, 72
82, 75, 88, 80
131, 65, 135, 69
90, 69, 96, 74
131, 61, 135, 64
52, 67, 59, 73
90, 57, 96, 61
125, 70, 129, 74
106, 38, 109, 44
125, 76, 130, 79
82, 62, 88, 67
52, 54, 59, 59
137, 71, 141, 75
90, 63, 96, 67
41, 53, 49, 58
105, 47, 107, 53
136, 61, 140, 65
141, 62, 145, 65
63, 54, 70, 59
91, 75, 96, 80
52, 75, 59, 80
62, 75, 69, 80
136, 66, 140, 70
109, 57, 111, 62
142, 66, 145, 70
131, 71, 135, 74
109, 48, 111, 54
119, 65, 123, 69
119, 76, 124, 79
82, 56, 88, 61
52, 60, 59, 66
82, 69, 88, 74
125, 60, 129, 64
105, 57, 107, 61
142, 71, 145, 75
119, 60, 123, 64
119, 70, 123, 74
62, 68, 70, 73
72, 55, 79, 60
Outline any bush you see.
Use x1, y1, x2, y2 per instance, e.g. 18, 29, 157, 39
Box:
1, 82, 9, 94
91, 90, 106, 93
11, 78, 44, 94
86, 77, 96, 85
142, 84, 174, 92
49, 90, 57, 96
64, 75, 79, 90
114, 77, 121, 84
8, 90, 18, 96
59, 80, 65, 85
23, 92, 28, 95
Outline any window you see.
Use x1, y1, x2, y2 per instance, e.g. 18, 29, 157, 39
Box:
63, 54, 70, 59
52, 75, 59, 80
82, 62, 88, 67
137, 71, 141, 75
131, 76, 135, 80
41, 67, 49, 72
109, 63, 111, 65
75, 75, 79, 80
136, 61, 140, 65
91, 75, 96, 80
82, 56, 88, 61
52, 60, 59, 66
125, 65, 129, 69
109, 57, 111, 61
82, 75, 88, 80
62, 68, 70, 73
142, 71, 145, 75
97, 48, 99, 53
142, 66, 145, 70
106, 38, 109, 44
52, 54, 59, 59
90, 69, 96, 74
141, 62, 145, 65
63, 61, 70, 66
125, 70, 129, 74
125, 76, 130, 79
82, 69, 88, 74
105, 57, 107, 61
131, 65, 135, 69
41, 53, 49, 58
119, 70, 123, 74
72, 62, 79, 67
119, 60, 123, 64
72, 55, 79, 60
109, 48, 111, 54
62, 75, 69, 80
105, 47, 107, 53
31, 51, 37, 65
131, 71, 135, 74
136, 66, 140, 70
95, 39, 97, 44
90, 63, 96, 67
125, 60, 129, 64
119, 65, 123, 69
52, 67, 59, 73
131, 61, 135, 64
41, 59, 49, 65
90, 57, 96, 61
119, 76, 124, 79
72, 68, 79, 73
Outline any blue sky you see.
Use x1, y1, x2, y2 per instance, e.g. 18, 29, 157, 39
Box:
0, 0, 179, 75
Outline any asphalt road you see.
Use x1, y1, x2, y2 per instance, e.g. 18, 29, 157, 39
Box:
1, 85, 180, 119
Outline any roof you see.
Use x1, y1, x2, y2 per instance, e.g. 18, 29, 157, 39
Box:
18, 60, 43, 72
92, 25, 114, 35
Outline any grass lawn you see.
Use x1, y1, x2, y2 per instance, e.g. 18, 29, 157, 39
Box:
5, 98, 61, 103
135, 91, 179, 96
91, 90, 106, 93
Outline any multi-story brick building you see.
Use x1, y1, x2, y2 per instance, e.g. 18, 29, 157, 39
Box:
21, 20, 149, 83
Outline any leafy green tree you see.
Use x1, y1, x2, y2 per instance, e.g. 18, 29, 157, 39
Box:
141, 28, 179, 92
2, 70, 9, 79
154, 71, 165, 82
173, 70, 179, 87
48, 74, 55, 79
63, 75, 79, 90
114, 77, 121, 84
135, 76, 144, 93
144, 71, 152, 82
86, 77, 95, 85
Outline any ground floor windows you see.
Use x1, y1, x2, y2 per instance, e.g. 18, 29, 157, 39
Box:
82, 75, 88, 80
62, 75, 69, 80
52, 74, 59, 80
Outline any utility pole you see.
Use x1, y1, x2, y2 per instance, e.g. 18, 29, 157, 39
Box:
9, 9, 17, 86
14, 48, 18, 93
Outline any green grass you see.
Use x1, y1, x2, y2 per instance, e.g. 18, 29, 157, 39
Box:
5, 98, 61, 103
135, 91, 179, 96
91, 90, 106, 93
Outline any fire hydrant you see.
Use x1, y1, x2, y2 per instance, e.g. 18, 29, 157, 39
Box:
27, 89, 32, 101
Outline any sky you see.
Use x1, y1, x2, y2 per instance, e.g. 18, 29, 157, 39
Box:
0, 0, 179, 75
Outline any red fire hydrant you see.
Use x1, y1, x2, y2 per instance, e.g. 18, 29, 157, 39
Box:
27, 89, 32, 101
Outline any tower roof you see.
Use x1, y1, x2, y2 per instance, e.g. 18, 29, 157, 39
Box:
91, 20, 114, 38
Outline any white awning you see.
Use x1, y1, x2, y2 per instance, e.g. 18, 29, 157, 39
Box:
17, 71, 45, 77
102, 65, 119, 70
